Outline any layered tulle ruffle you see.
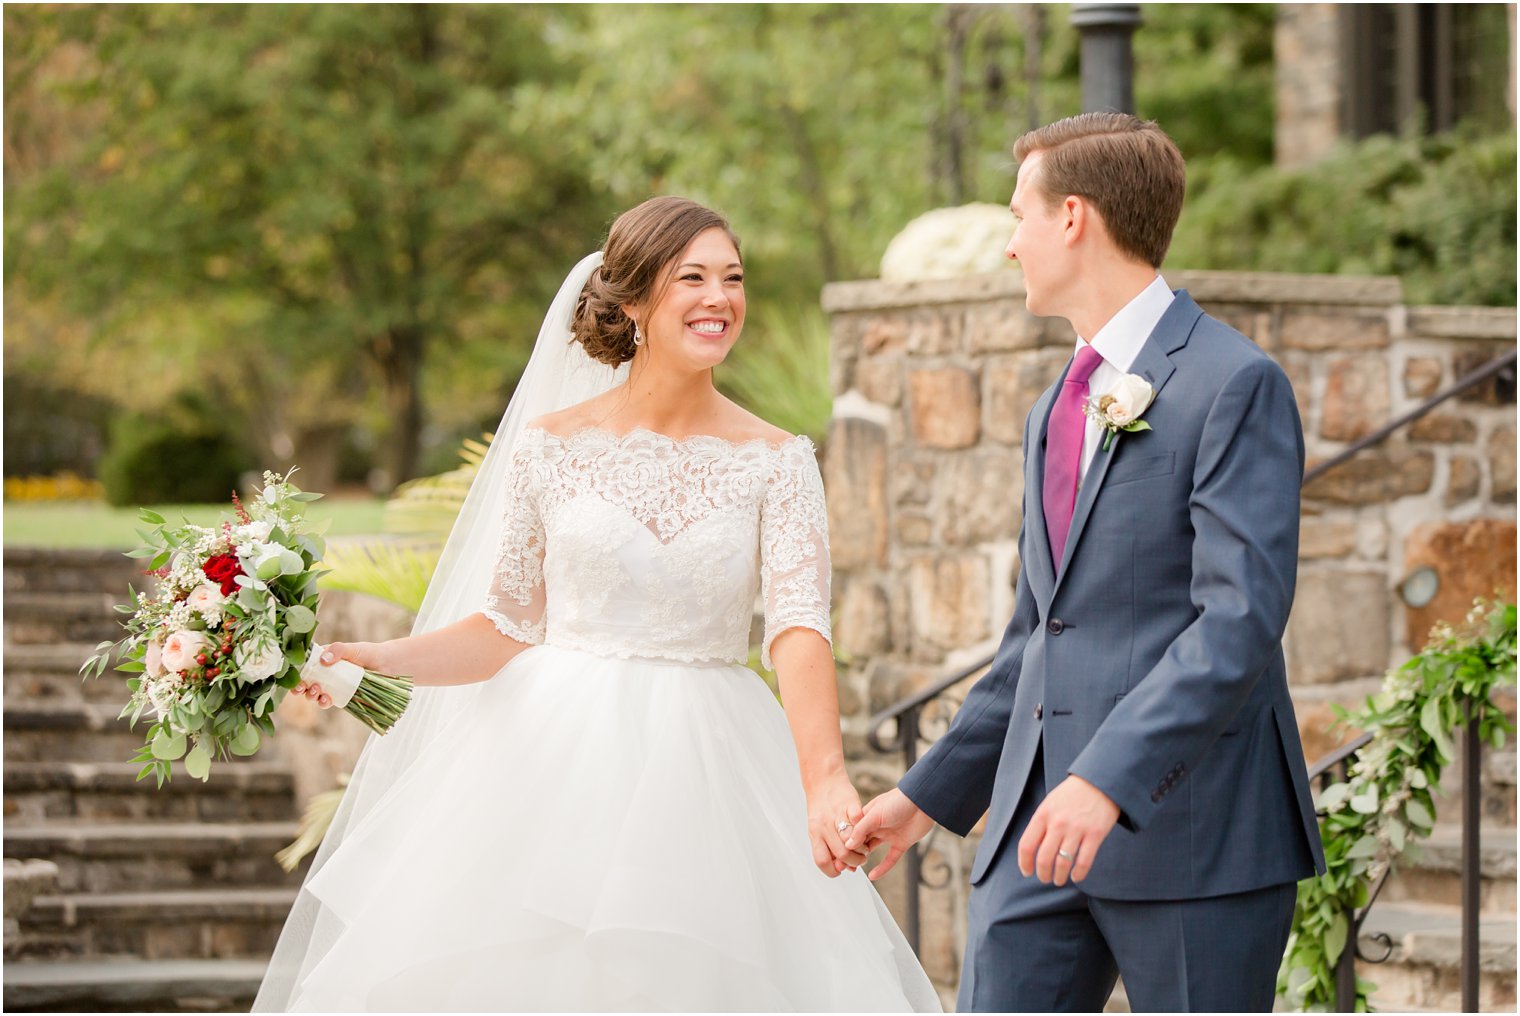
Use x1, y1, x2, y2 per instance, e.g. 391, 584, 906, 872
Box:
285, 646, 938, 1012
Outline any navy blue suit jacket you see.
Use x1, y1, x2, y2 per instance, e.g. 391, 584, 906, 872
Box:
899, 291, 1326, 900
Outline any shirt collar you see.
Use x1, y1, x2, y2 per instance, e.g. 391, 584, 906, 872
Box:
1074, 275, 1174, 373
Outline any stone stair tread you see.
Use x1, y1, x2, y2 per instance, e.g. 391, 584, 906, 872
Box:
4, 642, 126, 672
5, 700, 140, 729
1360, 901, 1517, 972
2, 956, 265, 1005
4, 590, 128, 612
5, 760, 295, 793
1406, 824, 1517, 877
5, 820, 300, 854
29, 886, 299, 924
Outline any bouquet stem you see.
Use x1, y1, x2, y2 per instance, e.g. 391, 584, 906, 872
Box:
345, 671, 413, 734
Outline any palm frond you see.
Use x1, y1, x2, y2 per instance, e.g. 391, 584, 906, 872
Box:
274, 775, 348, 873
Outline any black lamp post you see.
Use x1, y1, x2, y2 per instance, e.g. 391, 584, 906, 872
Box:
1071, 3, 1142, 114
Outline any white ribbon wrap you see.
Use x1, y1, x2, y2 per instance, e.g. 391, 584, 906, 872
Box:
300, 645, 363, 709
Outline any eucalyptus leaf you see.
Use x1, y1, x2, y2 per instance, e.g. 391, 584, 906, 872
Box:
1404, 799, 1434, 828
230, 723, 261, 756
151, 730, 187, 760
284, 605, 317, 634
184, 744, 211, 780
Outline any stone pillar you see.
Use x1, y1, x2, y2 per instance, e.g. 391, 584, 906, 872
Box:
1274, 4, 1344, 168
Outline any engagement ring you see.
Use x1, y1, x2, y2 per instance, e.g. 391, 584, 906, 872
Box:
1057, 849, 1074, 861
836, 820, 852, 834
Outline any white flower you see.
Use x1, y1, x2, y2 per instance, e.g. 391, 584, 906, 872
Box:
238, 519, 274, 542
160, 630, 210, 673
234, 640, 285, 683
144, 673, 185, 719
187, 583, 226, 619
1105, 374, 1154, 424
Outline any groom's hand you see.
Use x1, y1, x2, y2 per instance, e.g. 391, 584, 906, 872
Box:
845, 788, 936, 883
1018, 775, 1119, 886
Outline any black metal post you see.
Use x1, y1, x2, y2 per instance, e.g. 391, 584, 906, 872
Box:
1069, 4, 1142, 114
1334, 756, 1357, 1012
1462, 703, 1481, 1011
902, 706, 922, 954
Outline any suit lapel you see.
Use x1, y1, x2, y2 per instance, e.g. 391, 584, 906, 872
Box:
1050, 291, 1203, 593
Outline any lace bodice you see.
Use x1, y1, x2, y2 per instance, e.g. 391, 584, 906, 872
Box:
482, 427, 832, 669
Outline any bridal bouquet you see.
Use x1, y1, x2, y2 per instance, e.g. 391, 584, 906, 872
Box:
81, 470, 412, 784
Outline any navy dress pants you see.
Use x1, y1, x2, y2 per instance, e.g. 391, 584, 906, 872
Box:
958, 744, 1297, 1013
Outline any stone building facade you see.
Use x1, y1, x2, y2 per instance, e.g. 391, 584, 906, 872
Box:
821, 268, 1516, 998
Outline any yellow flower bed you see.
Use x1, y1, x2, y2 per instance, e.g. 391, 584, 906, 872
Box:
3, 472, 105, 502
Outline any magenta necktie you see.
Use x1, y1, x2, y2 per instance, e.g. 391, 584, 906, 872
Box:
1043, 344, 1105, 570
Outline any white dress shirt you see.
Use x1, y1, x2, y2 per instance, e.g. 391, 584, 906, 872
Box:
1074, 275, 1174, 483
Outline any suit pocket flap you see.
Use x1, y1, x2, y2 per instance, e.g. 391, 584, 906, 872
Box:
1105, 450, 1175, 487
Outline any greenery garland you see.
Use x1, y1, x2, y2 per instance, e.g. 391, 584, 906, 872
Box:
1278, 599, 1517, 1012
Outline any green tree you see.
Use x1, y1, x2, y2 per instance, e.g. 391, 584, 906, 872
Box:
5, 5, 615, 488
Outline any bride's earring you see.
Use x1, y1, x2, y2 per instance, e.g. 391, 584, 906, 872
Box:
633, 322, 644, 347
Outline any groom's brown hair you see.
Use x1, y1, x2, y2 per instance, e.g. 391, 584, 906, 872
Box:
1014, 112, 1186, 269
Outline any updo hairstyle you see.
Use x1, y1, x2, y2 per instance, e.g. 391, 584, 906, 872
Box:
572, 196, 742, 366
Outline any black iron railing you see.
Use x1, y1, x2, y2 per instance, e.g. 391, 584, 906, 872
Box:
864, 349, 1515, 1008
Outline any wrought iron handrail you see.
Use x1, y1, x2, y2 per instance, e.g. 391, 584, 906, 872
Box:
863, 349, 1514, 1008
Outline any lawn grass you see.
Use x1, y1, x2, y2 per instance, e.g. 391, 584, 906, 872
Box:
3, 498, 387, 550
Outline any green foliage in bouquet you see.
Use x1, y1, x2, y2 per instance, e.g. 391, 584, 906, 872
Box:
1277, 600, 1516, 1012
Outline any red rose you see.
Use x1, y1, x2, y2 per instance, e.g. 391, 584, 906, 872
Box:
202, 554, 243, 596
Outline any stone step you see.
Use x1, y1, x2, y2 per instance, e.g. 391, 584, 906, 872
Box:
3, 700, 154, 763
3, 547, 151, 594
13, 887, 297, 962
2, 957, 265, 1012
3, 821, 303, 893
1359, 901, 1517, 1012
5, 762, 298, 823
4, 591, 129, 645
1433, 747, 1518, 827
5, 642, 134, 703
1384, 824, 1518, 914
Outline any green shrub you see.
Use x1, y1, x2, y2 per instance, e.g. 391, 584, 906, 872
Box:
98, 414, 255, 507
1170, 127, 1517, 306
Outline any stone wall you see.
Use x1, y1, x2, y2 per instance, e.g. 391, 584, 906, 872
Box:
822, 269, 1516, 998
1274, 4, 1343, 169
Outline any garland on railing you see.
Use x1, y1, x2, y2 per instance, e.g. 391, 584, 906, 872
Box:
1277, 599, 1516, 1012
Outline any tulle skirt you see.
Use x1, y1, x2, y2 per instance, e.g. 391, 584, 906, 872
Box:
280, 645, 940, 1012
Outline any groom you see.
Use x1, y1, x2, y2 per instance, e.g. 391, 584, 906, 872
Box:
848, 113, 1325, 1012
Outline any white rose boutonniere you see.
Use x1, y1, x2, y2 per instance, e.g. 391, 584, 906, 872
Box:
1084, 373, 1156, 451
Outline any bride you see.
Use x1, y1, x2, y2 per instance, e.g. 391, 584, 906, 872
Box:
253, 196, 940, 1012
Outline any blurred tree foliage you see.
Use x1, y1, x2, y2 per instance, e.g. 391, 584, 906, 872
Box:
5, 5, 615, 487
1171, 127, 1518, 306
4, 4, 1511, 493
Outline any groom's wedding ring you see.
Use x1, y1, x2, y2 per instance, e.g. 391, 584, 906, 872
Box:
1057, 849, 1075, 861
836, 820, 852, 834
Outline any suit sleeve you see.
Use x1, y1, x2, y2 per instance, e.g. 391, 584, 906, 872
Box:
1067, 356, 1304, 830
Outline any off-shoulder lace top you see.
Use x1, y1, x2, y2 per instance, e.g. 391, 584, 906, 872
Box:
481, 426, 831, 669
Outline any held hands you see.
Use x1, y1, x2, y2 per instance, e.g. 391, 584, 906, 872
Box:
293, 641, 380, 710
1016, 774, 1120, 886
804, 768, 868, 879
843, 788, 935, 882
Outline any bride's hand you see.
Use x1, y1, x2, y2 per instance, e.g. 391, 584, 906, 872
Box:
293, 641, 382, 710
804, 770, 867, 878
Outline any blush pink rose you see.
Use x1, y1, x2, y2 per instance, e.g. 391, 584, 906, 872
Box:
160, 630, 210, 673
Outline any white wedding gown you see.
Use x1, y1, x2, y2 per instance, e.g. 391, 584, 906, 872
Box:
273, 426, 940, 1012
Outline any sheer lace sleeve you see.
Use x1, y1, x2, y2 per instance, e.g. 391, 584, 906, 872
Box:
759, 438, 832, 670
481, 433, 547, 645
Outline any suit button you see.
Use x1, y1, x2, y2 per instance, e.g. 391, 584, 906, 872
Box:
1034, 703, 1044, 721
1047, 619, 1065, 635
